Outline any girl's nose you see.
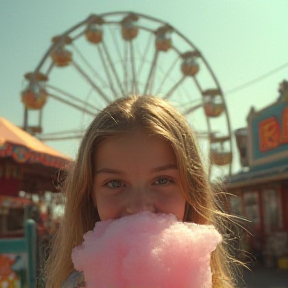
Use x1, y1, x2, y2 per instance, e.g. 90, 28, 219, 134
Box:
125, 189, 156, 215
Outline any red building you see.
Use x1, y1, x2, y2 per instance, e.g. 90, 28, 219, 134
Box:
228, 81, 288, 268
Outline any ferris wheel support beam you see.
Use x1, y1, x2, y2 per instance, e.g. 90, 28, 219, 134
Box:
101, 42, 126, 97
72, 43, 108, 87
136, 33, 153, 80
23, 107, 28, 131
163, 75, 186, 100
40, 135, 82, 141
130, 41, 138, 95
45, 61, 55, 76
129, 41, 137, 94
72, 61, 111, 104
40, 128, 85, 141
155, 56, 179, 95
109, 25, 123, 60
183, 103, 203, 115
96, 45, 119, 98
48, 93, 96, 116
143, 50, 159, 95
46, 84, 99, 111
148, 56, 158, 94
124, 42, 129, 95
108, 26, 128, 95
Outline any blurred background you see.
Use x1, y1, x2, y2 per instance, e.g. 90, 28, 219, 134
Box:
0, 1, 287, 287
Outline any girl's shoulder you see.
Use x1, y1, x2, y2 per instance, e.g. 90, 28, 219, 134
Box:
61, 271, 85, 288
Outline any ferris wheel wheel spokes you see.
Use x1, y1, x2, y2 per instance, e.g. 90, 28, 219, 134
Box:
21, 11, 233, 177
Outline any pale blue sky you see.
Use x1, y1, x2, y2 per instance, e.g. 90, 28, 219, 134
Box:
0, 0, 287, 174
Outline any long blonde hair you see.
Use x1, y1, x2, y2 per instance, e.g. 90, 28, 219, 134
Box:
45, 95, 242, 287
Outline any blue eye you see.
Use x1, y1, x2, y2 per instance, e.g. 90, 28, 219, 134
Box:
106, 180, 124, 188
154, 177, 172, 185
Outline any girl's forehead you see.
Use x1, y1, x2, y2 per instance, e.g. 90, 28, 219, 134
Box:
98, 129, 169, 144
95, 131, 175, 159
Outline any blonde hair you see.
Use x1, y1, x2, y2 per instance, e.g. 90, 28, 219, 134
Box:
45, 95, 242, 287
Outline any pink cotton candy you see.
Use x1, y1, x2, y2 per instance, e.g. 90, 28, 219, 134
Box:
72, 212, 222, 288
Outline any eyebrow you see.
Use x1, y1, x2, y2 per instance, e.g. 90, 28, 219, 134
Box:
96, 168, 122, 175
150, 164, 178, 173
95, 164, 178, 175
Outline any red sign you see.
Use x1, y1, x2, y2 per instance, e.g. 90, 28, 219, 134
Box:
282, 107, 288, 143
259, 107, 288, 152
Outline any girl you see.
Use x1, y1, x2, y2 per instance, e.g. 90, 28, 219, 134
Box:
45, 95, 243, 288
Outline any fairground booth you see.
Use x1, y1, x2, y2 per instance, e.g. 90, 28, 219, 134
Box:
228, 80, 288, 269
0, 117, 70, 287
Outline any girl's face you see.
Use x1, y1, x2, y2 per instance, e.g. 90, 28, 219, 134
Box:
93, 130, 186, 221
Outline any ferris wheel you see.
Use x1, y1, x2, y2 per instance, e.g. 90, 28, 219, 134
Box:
21, 12, 233, 177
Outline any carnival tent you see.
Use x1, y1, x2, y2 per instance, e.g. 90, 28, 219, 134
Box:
0, 117, 71, 195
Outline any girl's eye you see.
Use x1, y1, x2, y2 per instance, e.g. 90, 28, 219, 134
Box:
106, 180, 124, 188
154, 177, 172, 185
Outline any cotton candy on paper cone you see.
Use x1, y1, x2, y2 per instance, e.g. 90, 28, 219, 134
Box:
72, 211, 222, 288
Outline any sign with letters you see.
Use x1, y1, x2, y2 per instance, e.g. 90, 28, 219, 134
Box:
247, 101, 288, 167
